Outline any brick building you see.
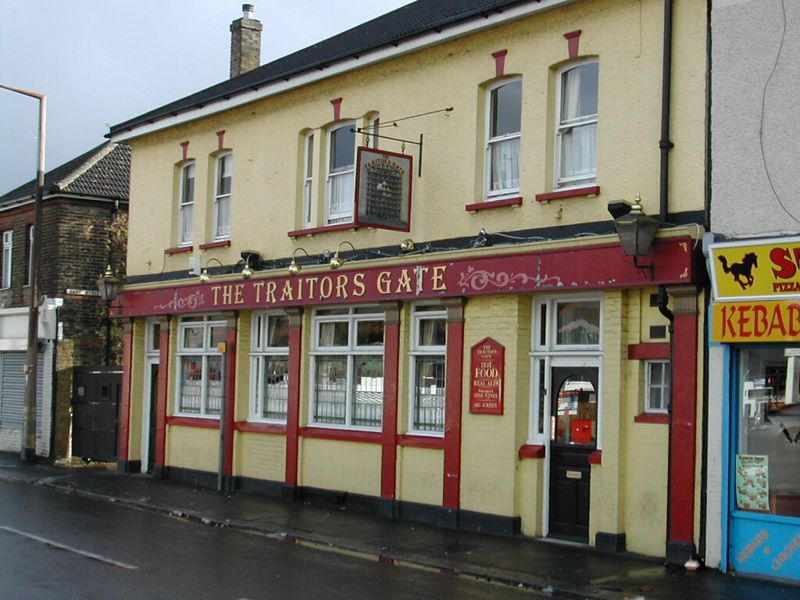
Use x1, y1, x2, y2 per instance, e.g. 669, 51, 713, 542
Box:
0, 142, 130, 458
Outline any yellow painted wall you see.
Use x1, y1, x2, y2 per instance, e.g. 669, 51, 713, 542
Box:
235, 431, 286, 481
123, 0, 706, 280
397, 447, 443, 506
516, 457, 545, 537
126, 319, 146, 462
300, 438, 381, 497
167, 426, 219, 473
235, 312, 252, 423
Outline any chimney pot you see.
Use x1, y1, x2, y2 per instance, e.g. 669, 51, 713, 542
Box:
242, 4, 254, 19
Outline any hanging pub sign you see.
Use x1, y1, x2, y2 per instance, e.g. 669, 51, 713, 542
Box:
709, 236, 800, 302
354, 146, 412, 231
469, 337, 504, 415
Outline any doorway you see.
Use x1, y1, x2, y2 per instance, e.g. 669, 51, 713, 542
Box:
548, 366, 598, 542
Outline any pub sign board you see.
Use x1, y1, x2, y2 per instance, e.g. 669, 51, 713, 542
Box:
354, 146, 412, 231
469, 337, 504, 415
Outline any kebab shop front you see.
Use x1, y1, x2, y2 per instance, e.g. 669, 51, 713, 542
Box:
709, 237, 800, 583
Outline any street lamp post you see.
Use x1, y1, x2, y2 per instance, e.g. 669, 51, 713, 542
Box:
1, 84, 46, 462
97, 265, 122, 365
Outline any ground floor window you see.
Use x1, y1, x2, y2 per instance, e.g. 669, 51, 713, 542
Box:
250, 312, 289, 421
176, 316, 226, 417
410, 305, 447, 433
311, 306, 384, 429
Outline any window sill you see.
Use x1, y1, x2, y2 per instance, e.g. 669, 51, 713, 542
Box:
235, 421, 287, 434
398, 434, 445, 449
165, 245, 194, 255
300, 426, 381, 443
199, 240, 231, 250
589, 450, 603, 465
167, 415, 219, 428
518, 444, 546, 459
288, 223, 359, 238
465, 197, 523, 212
628, 343, 670, 360
534, 185, 600, 203
634, 413, 670, 425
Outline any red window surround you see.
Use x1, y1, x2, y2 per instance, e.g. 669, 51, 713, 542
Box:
518, 444, 546, 459
465, 197, 523, 212
199, 240, 231, 250
535, 186, 600, 202
165, 245, 194, 255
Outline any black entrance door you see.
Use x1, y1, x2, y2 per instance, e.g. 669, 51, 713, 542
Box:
549, 366, 598, 542
146, 363, 158, 473
72, 366, 122, 461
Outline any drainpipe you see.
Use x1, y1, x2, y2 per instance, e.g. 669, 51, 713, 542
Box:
659, 0, 674, 222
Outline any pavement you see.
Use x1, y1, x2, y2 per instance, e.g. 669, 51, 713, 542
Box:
0, 453, 797, 600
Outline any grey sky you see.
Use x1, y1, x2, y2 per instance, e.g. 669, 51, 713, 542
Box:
0, 0, 412, 194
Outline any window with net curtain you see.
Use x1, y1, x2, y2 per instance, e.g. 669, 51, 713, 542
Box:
326, 123, 356, 224
312, 307, 384, 428
411, 305, 447, 433
556, 60, 599, 189
176, 317, 226, 417
487, 79, 522, 198
250, 313, 289, 421
214, 153, 232, 240
178, 162, 195, 246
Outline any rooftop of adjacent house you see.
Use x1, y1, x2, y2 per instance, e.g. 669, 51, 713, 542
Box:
109, 0, 549, 137
0, 142, 131, 207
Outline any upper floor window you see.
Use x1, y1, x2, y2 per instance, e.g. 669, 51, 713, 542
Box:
311, 306, 384, 429
1, 230, 12, 289
178, 162, 195, 246
410, 305, 447, 434
645, 360, 670, 413
176, 316, 226, 417
250, 312, 289, 422
214, 153, 232, 240
326, 123, 356, 224
25, 225, 33, 287
486, 79, 522, 199
556, 60, 599, 189
302, 133, 314, 228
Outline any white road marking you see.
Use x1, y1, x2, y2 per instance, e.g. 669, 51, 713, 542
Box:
0, 525, 138, 570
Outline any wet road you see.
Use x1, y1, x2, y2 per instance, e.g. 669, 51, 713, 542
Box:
0, 477, 542, 599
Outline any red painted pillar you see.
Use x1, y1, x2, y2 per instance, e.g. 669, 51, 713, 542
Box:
221, 314, 238, 484
116, 320, 134, 470
666, 285, 699, 564
442, 298, 466, 510
153, 316, 171, 478
284, 308, 304, 490
380, 302, 402, 500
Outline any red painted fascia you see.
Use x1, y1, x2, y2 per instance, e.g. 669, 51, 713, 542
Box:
222, 323, 237, 478
398, 434, 445, 449
154, 325, 171, 468
628, 343, 671, 360
285, 318, 303, 486
381, 318, 400, 499
300, 427, 382, 444
443, 314, 465, 509
166, 416, 220, 429
465, 197, 523, 212
117, 325, 133, 461
235, 421, 287, 434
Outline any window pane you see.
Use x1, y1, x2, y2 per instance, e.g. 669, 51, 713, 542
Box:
318, 321, 349, 347
559, 122, 597, 182
414, 356, 445, 432
490, 136, 520, 192
418, 318, 446, 347
217, 155, 232, 195
328, 170, 354, 221
206, 356, 223, 415
491, 80, 522, 137
262, 356, 289, 419
182, 164, 195, 203
737, 348, 800, 517
352, 356, 383, 427
556, 301, 600, 345
183, 326, 204, 349
179, 357, 203, 414
215, 197, 231, 238
314, 357, 347, 424
149, 322, 161, 351
330, 126, 355, 172
356, 320, 384, 346
267, 315, 289, 347
210, 325, 226, 348
180, 204, 193, 244
561, 62, 598, 123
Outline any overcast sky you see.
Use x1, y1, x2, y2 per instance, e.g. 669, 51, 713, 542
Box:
0, 0, 412, 194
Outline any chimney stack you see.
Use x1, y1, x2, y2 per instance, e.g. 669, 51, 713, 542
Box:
230, 3, 262, 78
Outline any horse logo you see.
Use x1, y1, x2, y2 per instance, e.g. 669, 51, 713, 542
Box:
718, 252, 758, 289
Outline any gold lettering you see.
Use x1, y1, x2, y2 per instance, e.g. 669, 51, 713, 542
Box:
319, 276, 333, 300
265, 281, 277, 304
279, 280, 295, 302
305, 277, 318, 299
431, 265, 447, 291
211, 286, 222, 305
336, 274, 349, 299
352, 273, 366, 297
253, 281, 264, 303
222, 285, 234, 305
395, 269, 412, 294
234, 284, 244, 304
377, 271, 392, 295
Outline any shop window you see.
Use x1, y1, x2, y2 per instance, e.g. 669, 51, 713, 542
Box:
326, 122, 356, 224
213, 152, 232, 240
311, 307, 384, 428
175, 317, 226, 417
645, 360, 670, 413
250, 313, 289, 421
1, 230, 12, 289
486, 79, 522, 200
735, 347, 800, 517
410, 305, 447, 433
178, 162, 195, 246
555, 60, 599, 190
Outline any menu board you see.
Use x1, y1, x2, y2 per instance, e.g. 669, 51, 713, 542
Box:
735, 454, 770, 512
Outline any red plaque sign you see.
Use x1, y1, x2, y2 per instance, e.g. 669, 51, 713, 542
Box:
469, 337, 504, 415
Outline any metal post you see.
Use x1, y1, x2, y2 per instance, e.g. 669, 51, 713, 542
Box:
1, 84, 46, 462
